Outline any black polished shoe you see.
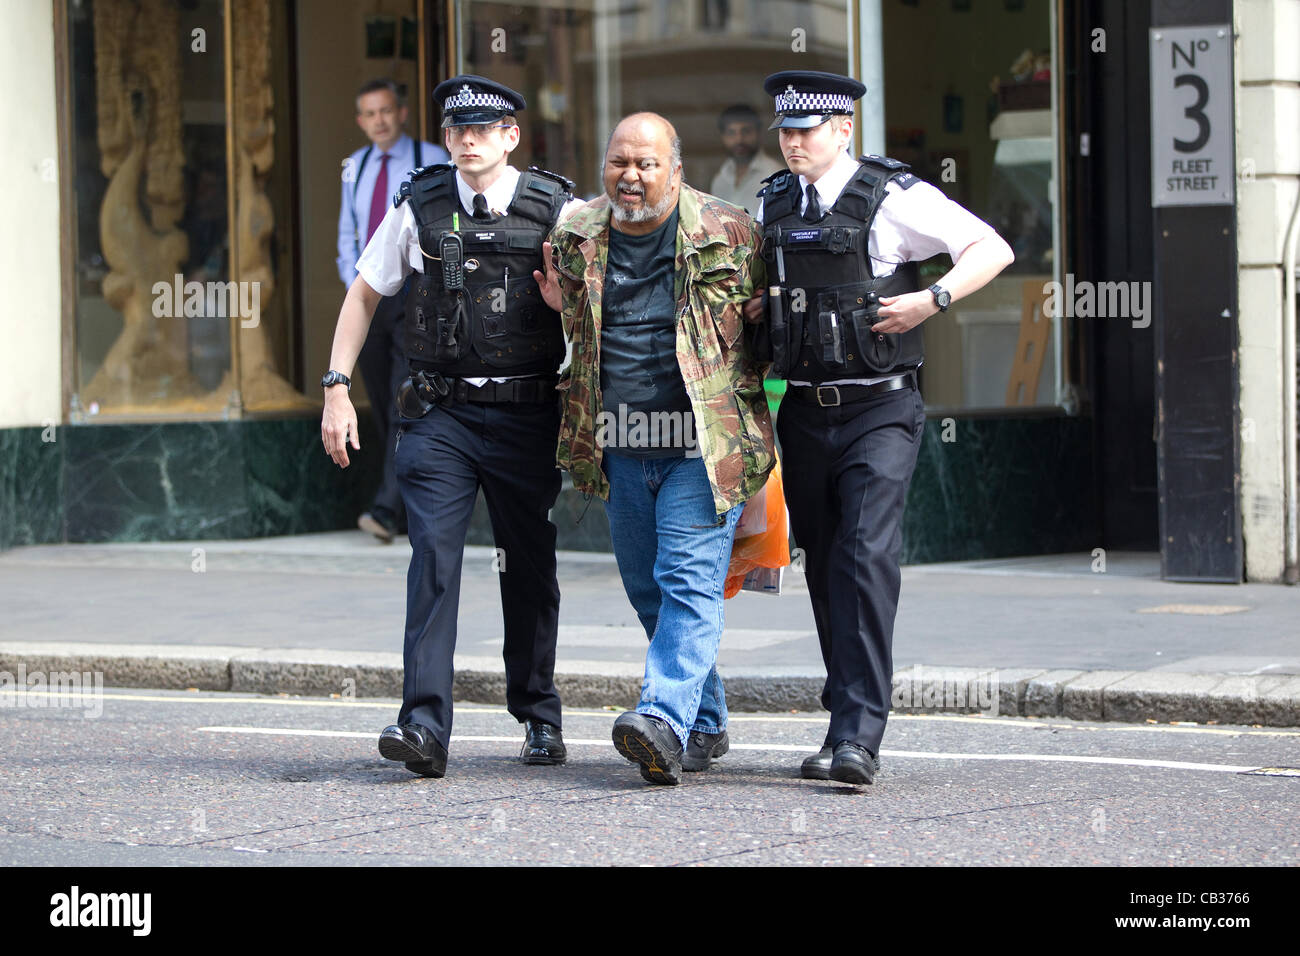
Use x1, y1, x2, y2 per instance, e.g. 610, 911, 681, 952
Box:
800, 745, 834, 780
828, 741, 880, 785
611, 712, 683, 786
681, 729, 729, 772
378, 724, 447, 778
520, 720, 567, 765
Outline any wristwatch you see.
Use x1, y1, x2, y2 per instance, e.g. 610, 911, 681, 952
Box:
320, 370, 351, 390
928, 284, 951, 312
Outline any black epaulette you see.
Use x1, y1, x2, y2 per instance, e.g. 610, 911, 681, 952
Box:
410, 163, 452, 181
757, 169, 799, 220
760, 169, 794, 193
859, 154, 919, 189
394, 163, 454, 207
527, 165, 576, 195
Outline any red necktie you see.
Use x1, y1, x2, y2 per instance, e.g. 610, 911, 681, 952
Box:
366, 153, 390, 244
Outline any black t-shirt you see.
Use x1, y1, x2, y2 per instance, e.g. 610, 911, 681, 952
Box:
599, 208, 696, 458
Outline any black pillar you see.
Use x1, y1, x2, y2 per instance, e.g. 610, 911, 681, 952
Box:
1151, 0, 1241, 582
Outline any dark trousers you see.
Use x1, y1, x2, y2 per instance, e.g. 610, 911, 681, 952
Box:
356, 288, 408, 529
392, 397, 564, 747
777, 384, 926, 755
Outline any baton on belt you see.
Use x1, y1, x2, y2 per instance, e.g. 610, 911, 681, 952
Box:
768, 227, 790, 377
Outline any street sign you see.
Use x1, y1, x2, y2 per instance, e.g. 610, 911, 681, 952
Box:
1149, 24, 1234, 207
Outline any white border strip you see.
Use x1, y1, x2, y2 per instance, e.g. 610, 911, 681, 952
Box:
195, 727, 1262, 774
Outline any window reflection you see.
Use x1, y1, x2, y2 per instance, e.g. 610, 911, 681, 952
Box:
457, 0, 848, 201
882, 0, 1059, 410
68, 0, 307, 419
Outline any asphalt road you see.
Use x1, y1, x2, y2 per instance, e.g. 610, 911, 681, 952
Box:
1, 687, 1297, 866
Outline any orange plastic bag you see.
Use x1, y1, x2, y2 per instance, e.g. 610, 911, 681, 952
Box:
724, 461, 790, 599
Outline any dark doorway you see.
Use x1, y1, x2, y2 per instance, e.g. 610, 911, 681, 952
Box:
1069, 0, 1159, 551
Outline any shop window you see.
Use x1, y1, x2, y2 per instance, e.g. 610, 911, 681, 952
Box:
453, 0, 848, 204
66, 0, 307, 420
882, 0, 1061, 411
293, 0, 424, 413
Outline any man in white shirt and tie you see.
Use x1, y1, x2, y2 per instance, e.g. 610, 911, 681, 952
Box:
336, 79, 447, 543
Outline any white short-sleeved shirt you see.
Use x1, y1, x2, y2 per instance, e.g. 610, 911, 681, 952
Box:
709, 150, 783, 215
356, 165, 584, 383
757, 150, 997, 386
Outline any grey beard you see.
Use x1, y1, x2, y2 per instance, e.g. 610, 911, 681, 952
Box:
610, 186, 677, 224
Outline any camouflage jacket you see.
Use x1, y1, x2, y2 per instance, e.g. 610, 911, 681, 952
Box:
550, 184, 775, 514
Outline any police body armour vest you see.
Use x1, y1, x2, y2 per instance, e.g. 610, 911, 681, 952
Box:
760, 155, 923, 381
397, 164, 572, 376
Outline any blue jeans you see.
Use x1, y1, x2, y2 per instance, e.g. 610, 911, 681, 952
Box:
601, 451, 743, 748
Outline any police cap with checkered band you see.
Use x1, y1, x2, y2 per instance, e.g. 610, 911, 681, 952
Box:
763, 70, 866, 130
433, 74, 526, 128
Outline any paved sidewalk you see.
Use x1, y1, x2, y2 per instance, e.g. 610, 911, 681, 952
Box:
1, 533, 1298, 724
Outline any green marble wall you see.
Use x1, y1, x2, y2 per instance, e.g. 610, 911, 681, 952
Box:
0, 426, 65, 550
904, 414, 1097, 563
468, 480, 613, 554
0, 417, 381, 547
0, 413, 1095, 559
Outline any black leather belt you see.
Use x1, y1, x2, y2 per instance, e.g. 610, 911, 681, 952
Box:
786, 370, 916, 407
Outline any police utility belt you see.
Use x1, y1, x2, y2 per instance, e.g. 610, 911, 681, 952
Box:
396, 370, 557, 419
785, 369, 916, 407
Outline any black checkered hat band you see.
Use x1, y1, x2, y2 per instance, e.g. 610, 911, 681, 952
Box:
774, 89, 853, 114
443, 89, 511, 113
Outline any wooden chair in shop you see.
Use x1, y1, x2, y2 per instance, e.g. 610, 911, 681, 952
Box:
1005, 279, 1052, 406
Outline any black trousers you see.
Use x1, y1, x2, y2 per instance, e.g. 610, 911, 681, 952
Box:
777, 384, 926, 755
392, 396, 563, 747
356, 287, 408, 529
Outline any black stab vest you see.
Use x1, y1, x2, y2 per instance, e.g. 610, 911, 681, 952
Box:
760, 155, 924, 381
396, 164, 572, 376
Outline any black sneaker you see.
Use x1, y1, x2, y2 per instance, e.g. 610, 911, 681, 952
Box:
681, 729, 729, 772
611, 712, 683, 786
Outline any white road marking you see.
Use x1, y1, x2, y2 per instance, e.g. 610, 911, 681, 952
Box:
194, 726, 1265, 774
5, 689, 1296, 737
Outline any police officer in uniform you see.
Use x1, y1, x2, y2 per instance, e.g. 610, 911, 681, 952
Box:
321, 75, 583, 778
750, 71, 1014, 785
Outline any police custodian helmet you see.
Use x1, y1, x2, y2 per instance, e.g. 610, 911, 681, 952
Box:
433, 74, 527, 128
763, 70, 866, 130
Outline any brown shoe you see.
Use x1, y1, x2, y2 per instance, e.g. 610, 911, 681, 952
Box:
358, 512, 395, 544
